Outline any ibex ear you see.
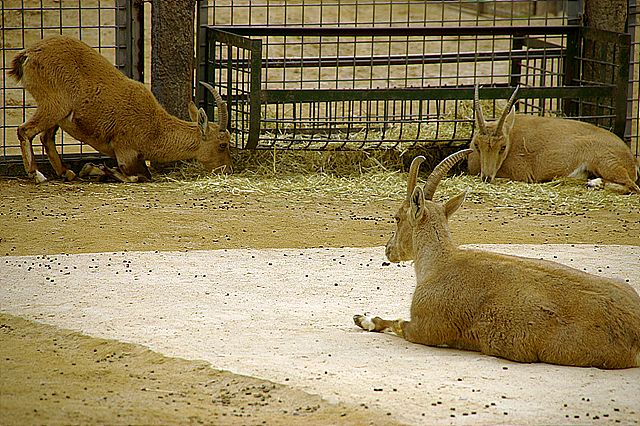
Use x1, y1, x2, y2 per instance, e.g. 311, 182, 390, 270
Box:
503, 108, 516, 134
196, 108, 209, 136
409, 186, 426, 225
444, 190, 468, 219
188, 101, 199, 122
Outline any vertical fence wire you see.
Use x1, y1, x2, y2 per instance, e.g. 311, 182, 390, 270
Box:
628, 0, 640, 157
200, 1, 597, 150
2, 1, 638, 163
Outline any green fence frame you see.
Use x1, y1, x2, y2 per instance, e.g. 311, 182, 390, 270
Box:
201, 24, 630, 151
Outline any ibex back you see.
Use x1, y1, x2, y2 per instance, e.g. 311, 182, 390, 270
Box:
9, 35, 232, 183
355, 150, 640, 368
468, 86, 639, 194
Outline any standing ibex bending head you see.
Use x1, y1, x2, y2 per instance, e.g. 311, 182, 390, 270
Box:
468, 85, 639, 194
356, 149, 640, 369
9, 35, 233, 183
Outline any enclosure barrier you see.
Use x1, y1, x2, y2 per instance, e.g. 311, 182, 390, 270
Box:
200, 24, 629, 151
1, 1, 638, 171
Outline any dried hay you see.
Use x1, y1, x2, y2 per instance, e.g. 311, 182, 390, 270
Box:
156, 151, 639, 214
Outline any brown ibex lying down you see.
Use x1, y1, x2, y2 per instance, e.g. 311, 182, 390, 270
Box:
9, 35, 232, 183
468, 85, 639, 194
354, 149, 640, 369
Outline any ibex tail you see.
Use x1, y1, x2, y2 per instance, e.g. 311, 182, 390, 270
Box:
9, 51, 28, 82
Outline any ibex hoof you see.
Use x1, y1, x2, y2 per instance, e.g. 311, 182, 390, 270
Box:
63, 169, 76, 181
353, 312, 376, 331
32, 170, 48, 184
586, 178, 603, 190
79, 163, 104, 178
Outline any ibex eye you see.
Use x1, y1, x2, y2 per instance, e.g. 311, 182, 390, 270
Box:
219, 143, 227, 150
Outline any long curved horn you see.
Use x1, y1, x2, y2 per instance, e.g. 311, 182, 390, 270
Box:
494, 85, 519, 135
199, 81, 228, 131
474, 84, 487, 134
423, 149, 473, 200
406, 156, 426, 201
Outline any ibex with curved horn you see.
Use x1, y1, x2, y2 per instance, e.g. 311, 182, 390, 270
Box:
355, 149, 640, 368
468, 85, 639, 194
10, 35, 232, 183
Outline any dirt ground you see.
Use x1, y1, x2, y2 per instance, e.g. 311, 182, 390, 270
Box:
0, 174, 639, 425
0, 176, 407, 426
1, 2, 638, 423
1, 175, 639, 257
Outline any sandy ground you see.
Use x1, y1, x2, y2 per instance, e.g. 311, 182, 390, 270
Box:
1, 176, 640, 425
1, 245, 639, 425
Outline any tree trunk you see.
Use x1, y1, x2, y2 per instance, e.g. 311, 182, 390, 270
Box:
580, 0, 628, 135
584, 0, 627, 33
151, 0, 196, 121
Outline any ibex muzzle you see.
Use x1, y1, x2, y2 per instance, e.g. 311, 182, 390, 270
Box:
471, 85, 519, 183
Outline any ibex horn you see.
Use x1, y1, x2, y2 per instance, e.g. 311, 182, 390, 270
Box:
199, 81, 228, 131
474, 84, 487, 134
406, 156, 426, 201
494, 85, 519, 135
423, 149, 473, 200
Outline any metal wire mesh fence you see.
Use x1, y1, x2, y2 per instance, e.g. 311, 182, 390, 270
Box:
1, 1, 638, 168
628, 0, 640, 157
197, 0, 638, 156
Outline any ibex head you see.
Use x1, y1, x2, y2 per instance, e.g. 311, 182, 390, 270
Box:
385, 149, 472, 262
470, 85, 519, 182
190, 81, 233, 173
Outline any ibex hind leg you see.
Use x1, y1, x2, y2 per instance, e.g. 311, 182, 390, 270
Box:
39, 125, 76, 181
587, 176, 640, 194
17, 108, 69, 183
589, 163, 640, 194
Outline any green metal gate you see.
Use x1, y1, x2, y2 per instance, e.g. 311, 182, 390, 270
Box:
199, 23, 630, 151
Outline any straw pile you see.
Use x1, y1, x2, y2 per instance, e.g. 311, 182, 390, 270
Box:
157, 150, 640, 214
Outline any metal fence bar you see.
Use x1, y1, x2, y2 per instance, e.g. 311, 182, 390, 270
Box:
218, 25, 577, 37
247, 38, 264, 149
261, 86, 614, 102
115, 0, 145, 82
613, 32, 631, 137
196, 0, 209, 104
202, 20, 625, 150
627, 0, 639, 157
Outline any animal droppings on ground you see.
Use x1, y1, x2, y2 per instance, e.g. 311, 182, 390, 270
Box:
2, 245, 639, 425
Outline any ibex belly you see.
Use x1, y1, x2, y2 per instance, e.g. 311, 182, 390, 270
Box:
59, 112, 116, 158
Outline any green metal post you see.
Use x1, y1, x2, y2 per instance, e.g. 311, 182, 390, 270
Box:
246, 39, 263, 150
196, 0, 209, 104
563, 27, 581, 117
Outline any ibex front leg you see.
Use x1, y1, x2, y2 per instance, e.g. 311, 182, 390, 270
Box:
354, 313, 409, 339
